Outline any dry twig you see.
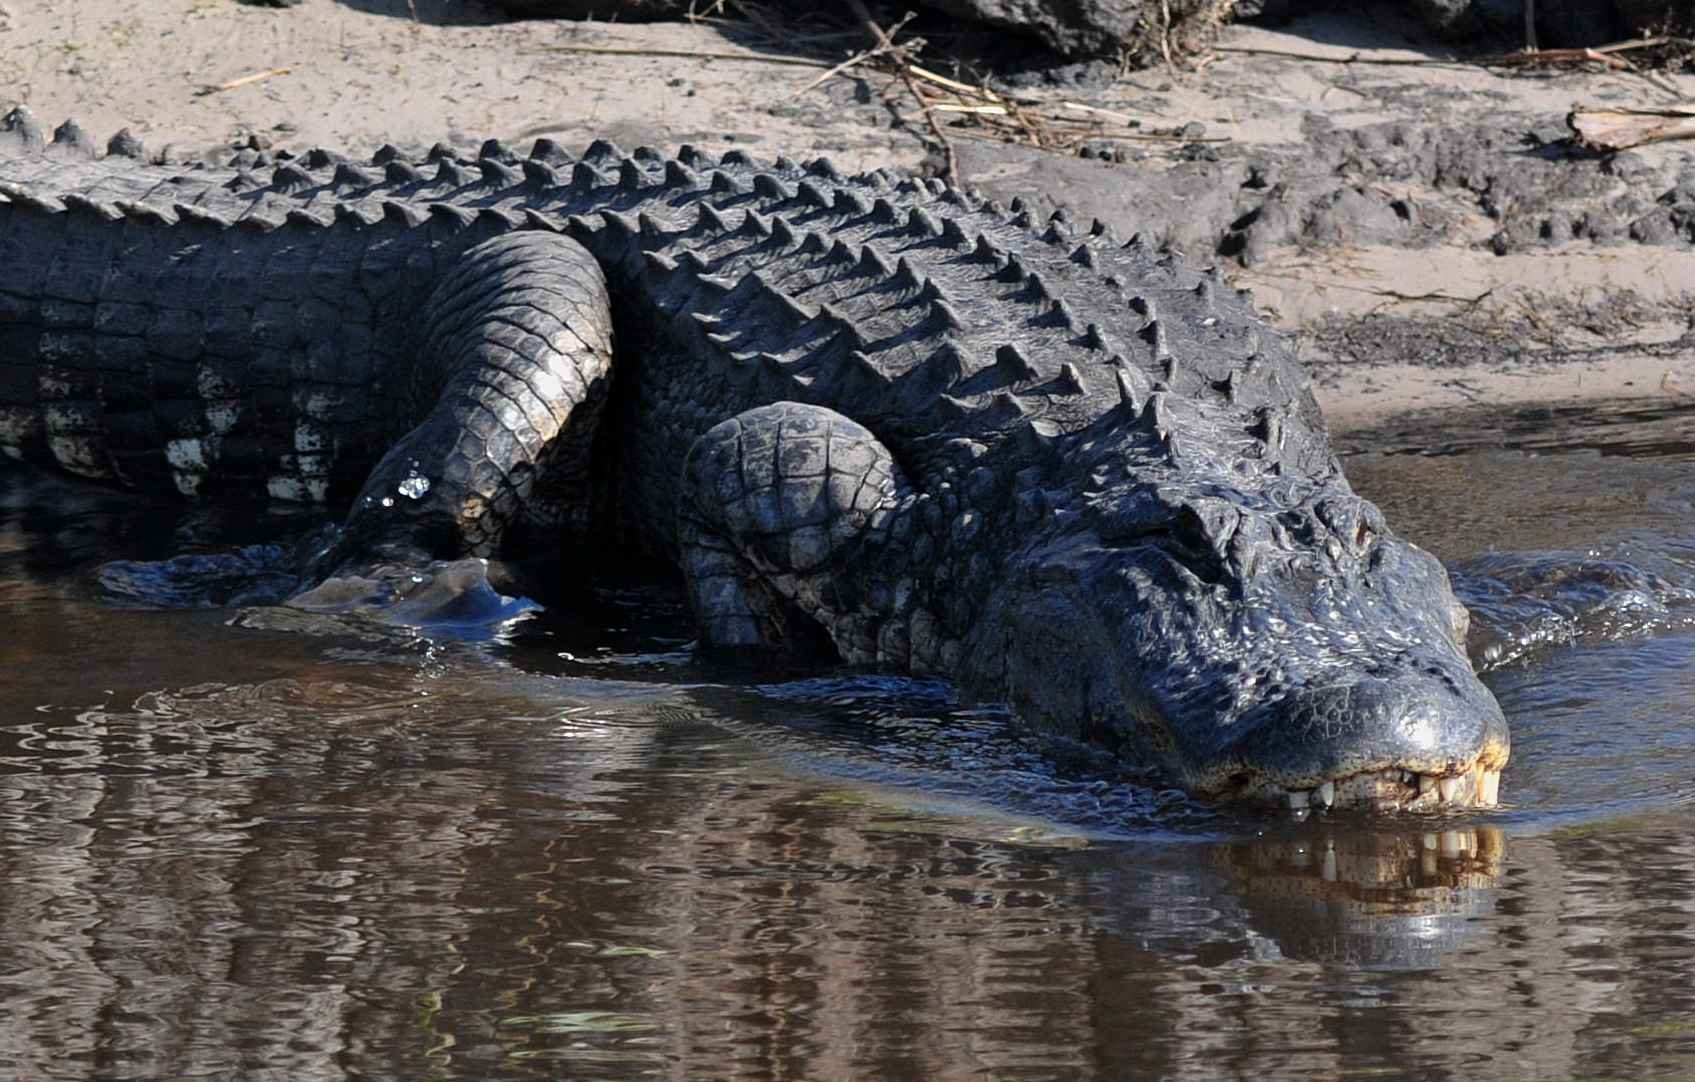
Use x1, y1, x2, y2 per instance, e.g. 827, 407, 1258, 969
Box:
843, 0, 961, 188
1485, 45, 1636, 71
536, 43, 827, 67
796, 5, 1223, 165
1569, 101, 1695, 149
1211, 45, 1468, 66
1213, 35, 1677, 70
904, 68, 1224, 153
194, 66, 294, 97
795, 12, 917, 94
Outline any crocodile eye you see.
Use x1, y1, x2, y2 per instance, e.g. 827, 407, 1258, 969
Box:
1092, 493, 1231, 584
1355, 521, 1374, 549
1138, 508, 1226, 584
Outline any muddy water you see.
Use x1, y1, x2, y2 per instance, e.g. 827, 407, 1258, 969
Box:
3, 403, 1695, 1081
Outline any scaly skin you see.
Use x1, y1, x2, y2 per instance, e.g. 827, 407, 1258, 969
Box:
0, 107, 1509, 810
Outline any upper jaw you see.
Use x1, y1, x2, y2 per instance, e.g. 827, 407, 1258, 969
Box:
1168, 667, 1512, 814
1225, 758, 1508, 815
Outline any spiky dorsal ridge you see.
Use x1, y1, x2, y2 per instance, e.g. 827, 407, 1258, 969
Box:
0, 110, 1314, 472
571, 148, 1313, 474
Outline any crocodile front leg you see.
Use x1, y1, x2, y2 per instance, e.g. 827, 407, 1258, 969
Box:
678, 401, 920, 665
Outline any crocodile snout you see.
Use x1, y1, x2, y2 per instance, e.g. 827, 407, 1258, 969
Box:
1210, 665, 1511, 812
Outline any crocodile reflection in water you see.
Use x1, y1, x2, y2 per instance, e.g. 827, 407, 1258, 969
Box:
1215, 826, 1506, 968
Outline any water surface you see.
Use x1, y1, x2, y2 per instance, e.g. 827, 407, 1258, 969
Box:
3, 401, 1694, 1080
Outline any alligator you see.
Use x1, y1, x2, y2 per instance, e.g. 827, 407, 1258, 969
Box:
0, 106, 1509, 811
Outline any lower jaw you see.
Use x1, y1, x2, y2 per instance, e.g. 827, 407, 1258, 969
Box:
1244, 760, 1504, 815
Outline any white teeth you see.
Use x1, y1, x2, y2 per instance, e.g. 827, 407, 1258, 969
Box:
1479, 770, 1500, 806
1274, 767, 1503, 812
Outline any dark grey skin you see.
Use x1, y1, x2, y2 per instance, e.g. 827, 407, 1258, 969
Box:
0, 107, 1507, 811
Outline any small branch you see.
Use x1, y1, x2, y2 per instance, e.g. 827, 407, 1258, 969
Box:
1058, 100, 1151, 124
906, 63, 982, 97
1210, 45, 1465, 65
816, 15, 1223, 163
1568, 102, 1695, 150
535, 44, 828, 68
1006, 97, 1049, 148
1589, 35, 1672, 53
1372, 286, 1496, 305
796, 41, 894, 94
928, 102, 1011, 115
936, 123, 1223, 145
1214, 35, 1680, 70
795, 12, 916, 94
1358, 285, 1496, 317
1485, 45, 1633, 71
844, 0, 960, 189
194, 66, 294, 97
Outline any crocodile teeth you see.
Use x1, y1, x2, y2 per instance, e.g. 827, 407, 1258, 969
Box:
1271, 764, 1502, 812
1479, 770, 1501, 807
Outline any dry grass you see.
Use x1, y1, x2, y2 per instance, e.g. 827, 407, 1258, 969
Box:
1135, 0, 1239, 70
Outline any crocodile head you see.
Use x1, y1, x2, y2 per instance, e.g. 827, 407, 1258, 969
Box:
961, 431, 1509, 813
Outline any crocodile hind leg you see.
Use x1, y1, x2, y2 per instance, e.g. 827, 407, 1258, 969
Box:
340, 230, 613, 558
286, 229, 614, 619
678, 401, 919, 665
